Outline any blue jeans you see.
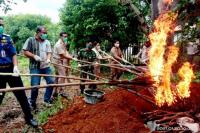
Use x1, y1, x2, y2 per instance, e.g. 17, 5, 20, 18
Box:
30, 67, 54, 104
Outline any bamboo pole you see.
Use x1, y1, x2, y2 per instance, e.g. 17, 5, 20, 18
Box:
19, 53, 143, 75
76, 57, 143, 75
0, 80, 134, 93
117, 84, 156, 106
72, 62, 142, 76
0, 73, 97, 82
51, 62, 109, 81
100, 64, 142, 76
99, 51, 144, 74
17, 54, 109, 81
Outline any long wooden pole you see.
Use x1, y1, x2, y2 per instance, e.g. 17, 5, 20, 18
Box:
69, 62, 142, 76
51, 62, 109, 81
76, 58, 143, 76
117, 84, 156, 106
99, 51, 144, 74
17, 54, 109, 81
0, 80, 134, 93
0, 73, 96, 82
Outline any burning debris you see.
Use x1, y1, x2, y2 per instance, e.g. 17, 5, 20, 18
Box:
148, 1, 195, 107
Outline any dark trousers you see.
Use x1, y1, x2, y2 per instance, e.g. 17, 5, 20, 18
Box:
0, 65, 33, 121
80, 66, 96, 93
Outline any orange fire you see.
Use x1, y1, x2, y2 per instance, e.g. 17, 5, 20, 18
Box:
148, 11, 194, 107
176, 62, 195, 98
163, 0, 173, 5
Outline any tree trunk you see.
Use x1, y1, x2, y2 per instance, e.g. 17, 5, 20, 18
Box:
118, 0, 148, 33
151, 0, 180, 21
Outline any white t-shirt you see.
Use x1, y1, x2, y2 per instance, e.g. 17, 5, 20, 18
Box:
92, 48, 102, 60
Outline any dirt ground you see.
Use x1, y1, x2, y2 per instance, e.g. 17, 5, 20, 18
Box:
0, 77, 80, 133
43, 89, 152, 133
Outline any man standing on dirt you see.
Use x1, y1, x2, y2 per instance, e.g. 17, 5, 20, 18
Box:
0, 17, 37, 127
77, 42, 97, 94
110, 40, 128, 80
52, 31, 76, 98
23, 26, 54, 109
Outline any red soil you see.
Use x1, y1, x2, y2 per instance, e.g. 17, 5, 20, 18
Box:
43, 83, 200, 133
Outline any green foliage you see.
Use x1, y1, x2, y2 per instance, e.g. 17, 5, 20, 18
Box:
60, 0, 148, 51
3, 14, 60, 53
121, 72, 136, 80
37, 96, 65, 125
70, 60, 79, 75
18, 56, 30, 86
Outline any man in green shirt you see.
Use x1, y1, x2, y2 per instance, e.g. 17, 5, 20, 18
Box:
77, 42, 97, 94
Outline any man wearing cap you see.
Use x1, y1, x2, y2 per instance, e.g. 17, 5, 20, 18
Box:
0, 17, 37, 127
77, 42, 97, 94
23, 26, 54, 109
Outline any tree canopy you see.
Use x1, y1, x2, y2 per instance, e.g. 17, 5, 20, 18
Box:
60, 0, 150, 51
4, 14, 60, 53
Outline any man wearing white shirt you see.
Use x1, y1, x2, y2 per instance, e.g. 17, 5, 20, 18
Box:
23, 26, 54, 109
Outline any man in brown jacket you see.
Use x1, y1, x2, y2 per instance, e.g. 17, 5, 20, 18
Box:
110, 40, 128, 80
52, 32, 76, 98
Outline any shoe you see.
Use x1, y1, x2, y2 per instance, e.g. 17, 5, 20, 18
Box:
44, 99, 54, 107
26, 118, 38, 127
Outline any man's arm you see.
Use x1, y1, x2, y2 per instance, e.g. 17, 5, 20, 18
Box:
23, 50, 35, 59
59, 53, 72, 60
111, 49, 123, 61
22, 38, 35, 59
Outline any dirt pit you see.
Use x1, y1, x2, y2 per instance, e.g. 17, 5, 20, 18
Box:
43, 83, 200, 133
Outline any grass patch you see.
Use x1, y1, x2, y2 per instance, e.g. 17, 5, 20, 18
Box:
37, 96, 67, 125
18, 56, 30, 86
121, 72, 136, 80
70, 60, 79, 75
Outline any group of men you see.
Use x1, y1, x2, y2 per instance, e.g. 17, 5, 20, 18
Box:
0, 17, 129, 127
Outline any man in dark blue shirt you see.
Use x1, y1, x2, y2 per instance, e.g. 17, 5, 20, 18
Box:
0, 17, 37, 127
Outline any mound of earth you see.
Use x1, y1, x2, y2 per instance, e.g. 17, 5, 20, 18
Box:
43, 88, 154, 133
43, 83, 200, 133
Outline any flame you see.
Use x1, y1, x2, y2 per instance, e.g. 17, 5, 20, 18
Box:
148, 11, 194, 107
149, 12, 177, 83
163, 0, 173, 5
155, 46, 179, 106
176, 62, 195, 98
